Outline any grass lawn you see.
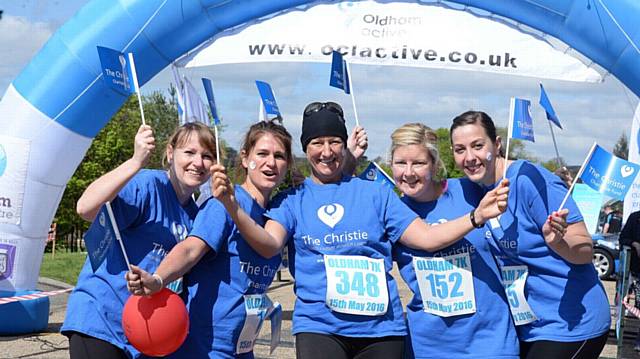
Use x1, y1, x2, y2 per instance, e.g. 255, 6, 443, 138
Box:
40, 251, 87, 285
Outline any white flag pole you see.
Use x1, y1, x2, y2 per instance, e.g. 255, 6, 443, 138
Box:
258, 99, 267, 122
345, 61, 360, 127
214, 125, 221, 165
127, 53, 146, 126
105, 201, 132, 272
503, 98, 515, 179
547, 121, 562, 168
557, 142, 597, 211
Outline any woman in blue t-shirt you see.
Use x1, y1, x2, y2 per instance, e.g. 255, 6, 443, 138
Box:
389, 123, 519, 358
126, 121, 295, 358
210, 102, 510, 359
449, 111, 610, 359
62, 123, 217, 359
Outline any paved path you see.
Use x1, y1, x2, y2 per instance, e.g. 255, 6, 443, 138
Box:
0, 268, 628, 358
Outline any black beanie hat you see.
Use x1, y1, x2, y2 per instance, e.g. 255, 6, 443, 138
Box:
300, 106, 348, 152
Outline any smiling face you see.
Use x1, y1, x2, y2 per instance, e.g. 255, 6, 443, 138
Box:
242, 132, 289, 196
167, 132, 215, 195
391, 144, 436, 202
306, 136, 346, 184
450, 122, 501, 186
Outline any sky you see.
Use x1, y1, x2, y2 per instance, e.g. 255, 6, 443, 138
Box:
1, 0, 638, 166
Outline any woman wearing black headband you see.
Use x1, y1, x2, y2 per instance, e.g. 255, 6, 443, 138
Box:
210, 102, 510, 359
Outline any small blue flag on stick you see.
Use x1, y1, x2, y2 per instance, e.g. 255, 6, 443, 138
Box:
255, 81, 281, 119
329, 51, 350, 94
509, 98, 535, 142
539, 84, 562, 129
97, 46, 146, 125
577, 144, 640, 200
359, 162, 395, 189
83, 202, 132, 272
201, 78, 220, 126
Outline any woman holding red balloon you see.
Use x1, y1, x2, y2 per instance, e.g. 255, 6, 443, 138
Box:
61, 122, 217, 359
126, 120, 297, 358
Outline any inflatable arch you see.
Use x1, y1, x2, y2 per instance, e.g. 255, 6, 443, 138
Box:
0, 0, 639, 331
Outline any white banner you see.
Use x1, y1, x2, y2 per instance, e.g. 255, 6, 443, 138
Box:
624, 103, 640, 223
0, 135, 30, 225
185, 2, 602, 82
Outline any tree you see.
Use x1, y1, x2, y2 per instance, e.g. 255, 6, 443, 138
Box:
540, 157, 567, 173
435, 128, 465, 178
613, 132, 629, 160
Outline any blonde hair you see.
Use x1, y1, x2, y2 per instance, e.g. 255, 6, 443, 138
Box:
390, 123, 447, 181
163, 122, 221, 168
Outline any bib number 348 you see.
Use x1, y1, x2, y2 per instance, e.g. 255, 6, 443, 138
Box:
324, 255, 389, 316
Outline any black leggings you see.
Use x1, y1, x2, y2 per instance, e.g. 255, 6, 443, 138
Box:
296, 332, 405, 359
520, 332, 609, 359
68, 331, 128, 359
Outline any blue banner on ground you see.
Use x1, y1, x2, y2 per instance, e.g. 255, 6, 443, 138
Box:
358, 162, 395, 189
539, 84, 562, 129
329, 51, 350, 94
580, 144, 640, 200
201, 78, 220, 125
97, 46, 136, 96
255, 81, 281, 117
510, 98, 535, 142
83, 205, 116, 272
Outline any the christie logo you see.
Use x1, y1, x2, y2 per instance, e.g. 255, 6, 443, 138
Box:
0, 144, 6, 177
317, 204, 344, 228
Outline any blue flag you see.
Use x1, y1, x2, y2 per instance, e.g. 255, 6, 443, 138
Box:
539, 84, 562, 129
255, 81, 281, 118
580, 144, 640, 200
359, 162, 395, 189
329, 51, 350, 94
97, 46, 137, 96
201, 78, 220, 125
83, 205, 117, 272
509, 98, 535, 142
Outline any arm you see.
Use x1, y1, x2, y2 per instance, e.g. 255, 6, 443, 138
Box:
543, 210, 593, 264
125, 236, 209, 296
77, 125, 155, 221
343, 126, 368, 176
399, 179, 509, 251
210, 164, 287, 258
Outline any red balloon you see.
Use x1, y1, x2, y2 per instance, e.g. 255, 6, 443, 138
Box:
122, 288, 189, 357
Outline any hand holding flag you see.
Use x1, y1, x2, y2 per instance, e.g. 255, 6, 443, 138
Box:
97, 46, 146, 125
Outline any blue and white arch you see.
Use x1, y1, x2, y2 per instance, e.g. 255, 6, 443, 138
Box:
0, 0, 640, 329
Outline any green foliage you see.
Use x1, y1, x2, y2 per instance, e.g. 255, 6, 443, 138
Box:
434, 128, 464, 178
613, 131, 628, 160
540, 157, 567, 172
40, 252, 87, 285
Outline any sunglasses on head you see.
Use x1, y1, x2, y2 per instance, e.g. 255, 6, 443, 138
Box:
303, 102, 344, 120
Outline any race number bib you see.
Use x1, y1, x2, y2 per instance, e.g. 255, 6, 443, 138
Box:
501, 265, 537, 325
324, 255, 388, 316
236, 294, 281, 354
413, 252, 476, 317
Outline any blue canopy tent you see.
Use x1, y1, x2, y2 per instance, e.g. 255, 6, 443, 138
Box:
0, 0, 638, 333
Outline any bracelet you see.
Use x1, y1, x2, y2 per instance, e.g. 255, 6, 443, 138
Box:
152, 273, 164, 289
469, 209, 483, 229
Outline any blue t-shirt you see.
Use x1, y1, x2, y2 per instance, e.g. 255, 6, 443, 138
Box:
266, 176, 417, 337
394, 178, 518, 358
487, 160, 610, 342
62, 170, 198, 357
171, 185, 281, 358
